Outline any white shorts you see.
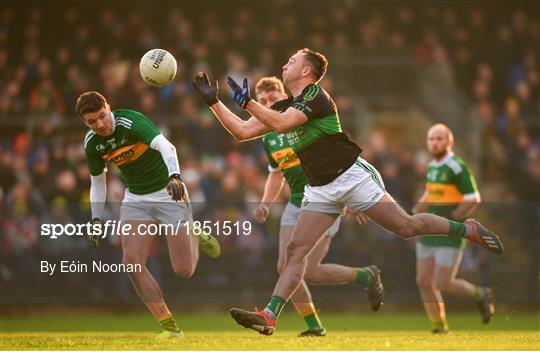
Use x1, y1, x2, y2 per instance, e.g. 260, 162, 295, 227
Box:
415, 242, 464, 268
280, 202, 341, 238
120, 187, 191, 225
302, 157, 386, 214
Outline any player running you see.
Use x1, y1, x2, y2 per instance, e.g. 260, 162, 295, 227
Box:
76, 91, 221, 338
192, 75, 384, 337
413, 124, 495, 333
218, 48, 503, 336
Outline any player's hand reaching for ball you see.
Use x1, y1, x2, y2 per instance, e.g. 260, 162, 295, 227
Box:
227, 77, 251, 108
167, 174, 188, 202
192, 72, 219, 106
253, 204, 270, 223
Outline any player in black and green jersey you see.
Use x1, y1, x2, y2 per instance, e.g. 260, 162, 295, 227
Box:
196, 48, 503, 336
413, 124, 495, 333
193, 75, 383, 337
76, 91, 220, 339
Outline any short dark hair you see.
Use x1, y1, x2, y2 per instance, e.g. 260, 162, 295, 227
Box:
255, 76, 285, 96
75, 91, 107, 118
299, 48, 328, 82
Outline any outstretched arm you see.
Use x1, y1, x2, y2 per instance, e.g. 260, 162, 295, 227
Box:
193, 72, 271, 141
210, 102, 271, 141
246, 101, 307, 133
227, 77, 308, 133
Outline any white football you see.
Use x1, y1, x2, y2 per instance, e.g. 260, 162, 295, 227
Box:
139, 49, 177, 87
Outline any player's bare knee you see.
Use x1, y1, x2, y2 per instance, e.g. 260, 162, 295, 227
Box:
172, 263, 196, 279
173, 267, 195, 279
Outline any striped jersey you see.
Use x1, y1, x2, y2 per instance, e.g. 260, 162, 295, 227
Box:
420, 152, 479, 248
262, 131, 309, 207
271, 84, 361, 186
84, 109, 168, 195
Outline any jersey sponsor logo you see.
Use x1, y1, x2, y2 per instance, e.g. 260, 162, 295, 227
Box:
101, 141, 149, 166
272, 147, 301, 170
286, 128, 306, 145
426, 183, 464, 204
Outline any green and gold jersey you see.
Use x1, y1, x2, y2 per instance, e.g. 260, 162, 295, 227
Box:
262, 131, 309, 207
84, 109, 168, 195
271, 84, 361, 186
420, 152, 479, 248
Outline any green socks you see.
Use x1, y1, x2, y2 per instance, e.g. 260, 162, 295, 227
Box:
159, 316, 180, 333
473, 286, 485, 301
264, 295, 286, 320
303, 311, 324, 330
354, 268, 373, 288
448, 220, 469, 238
433, 318, 449, 331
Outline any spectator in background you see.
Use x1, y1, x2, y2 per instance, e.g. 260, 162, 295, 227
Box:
2, 180, 40, 292
0, 2, 538, 306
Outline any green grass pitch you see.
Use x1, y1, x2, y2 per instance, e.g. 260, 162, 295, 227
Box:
1, 311, 539, 350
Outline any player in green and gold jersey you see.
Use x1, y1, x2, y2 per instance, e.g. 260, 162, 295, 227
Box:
76, 91, 220, 338
413, 124, 495, 333
192, 75, 383, 337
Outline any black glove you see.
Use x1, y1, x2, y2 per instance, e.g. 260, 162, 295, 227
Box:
227, 77, 251, 108
167, 173, 187, 202
192, 72, 219, 106
88, 217, 102, 248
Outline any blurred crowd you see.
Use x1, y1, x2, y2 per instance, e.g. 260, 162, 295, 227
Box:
0, 2, 538, 305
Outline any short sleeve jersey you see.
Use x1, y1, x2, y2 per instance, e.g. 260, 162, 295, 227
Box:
271, 84, 361, 186
262, 131, 309, 207
84, 109, 169, 195
420, 153, 480, 248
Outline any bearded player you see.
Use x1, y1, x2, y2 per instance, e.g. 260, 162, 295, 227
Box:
76, 91, 220, 338
413, 124, 495, 333
219, 48, 503, 336
193, 75, 383, 337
